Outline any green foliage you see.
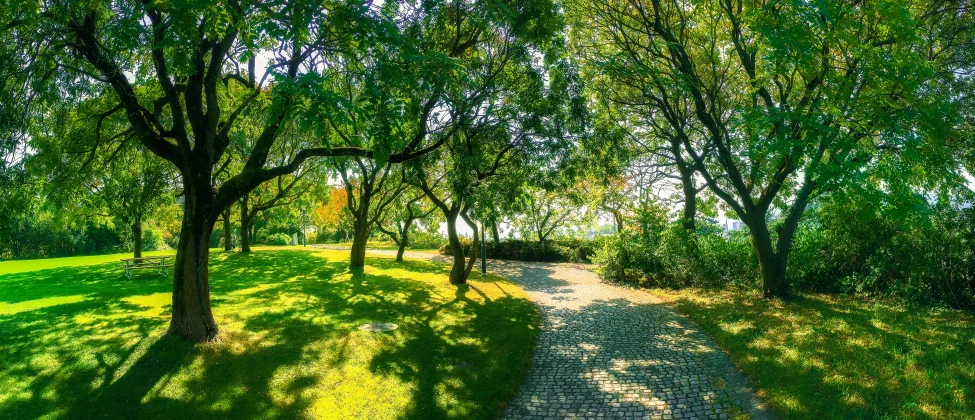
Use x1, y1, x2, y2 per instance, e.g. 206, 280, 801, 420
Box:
596, 190, 975, 309
263, 233, 292, 246
407, 230, 445, 250
593, 224, 759, 290
788, 196, 975, 308
440, 238, 596, 263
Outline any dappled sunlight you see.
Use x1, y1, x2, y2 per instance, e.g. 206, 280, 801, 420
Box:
0, 295, 87, 315
0, 248, 540, 419
656, 288, 975, 418
122, 293, 171, 318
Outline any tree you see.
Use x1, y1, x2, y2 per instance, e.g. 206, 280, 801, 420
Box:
413, 14, 582, 284
515, 187, 580, 243
93, 152, 173, 258
27, 93, 176, 259
313, 187, 353, 242
376, 187, 435, 261
570, 0, 968, 298
331, 159, 408, 266
5, 1, 428, 341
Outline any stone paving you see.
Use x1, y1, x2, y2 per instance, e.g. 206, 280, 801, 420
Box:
316, 246, 775, 419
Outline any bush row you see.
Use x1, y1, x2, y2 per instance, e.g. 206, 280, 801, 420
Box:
439, 238, 597, 263
593, 202, 975, 309
1, 220, 167, 260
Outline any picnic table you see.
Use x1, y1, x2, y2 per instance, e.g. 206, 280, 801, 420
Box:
120, 256, 172, 279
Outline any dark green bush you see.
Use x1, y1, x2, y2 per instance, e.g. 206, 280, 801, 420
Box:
1, 218, 125, 260
594, 194, 975, 309
439, 238, 597, 263
593, 223, 758, 289
788, 199, 975, 308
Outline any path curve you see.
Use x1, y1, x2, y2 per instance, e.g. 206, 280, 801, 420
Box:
315, 246, 775, 419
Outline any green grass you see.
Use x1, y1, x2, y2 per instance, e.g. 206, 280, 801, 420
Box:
653, 289, 975, 419
327, 241, 440, 252
0, 249, 180, 275
0, 247, 539, 419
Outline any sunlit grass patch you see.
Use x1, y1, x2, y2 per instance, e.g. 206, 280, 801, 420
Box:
0, 248, 539, 419
653, 288, 975, 418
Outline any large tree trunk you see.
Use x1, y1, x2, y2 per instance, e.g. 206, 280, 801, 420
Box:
131, 220, 143, 259
169, 192, 219, 342
222, 208, 233, 251
748, 217, 789, 299
240, 196, 252, 253
445, 211, 467, 285
349, 193, 372, 268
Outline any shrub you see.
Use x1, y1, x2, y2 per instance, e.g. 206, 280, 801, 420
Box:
408, 230, 445, 249
593, 221, 758, 290
439, 238, 597, 263
264, 233, 292, 246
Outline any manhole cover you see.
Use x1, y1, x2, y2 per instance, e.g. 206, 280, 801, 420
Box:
358, 322, 398, 332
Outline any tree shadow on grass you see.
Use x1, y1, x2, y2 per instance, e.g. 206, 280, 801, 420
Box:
0, 249, 540, 420
671, 293, 975, 418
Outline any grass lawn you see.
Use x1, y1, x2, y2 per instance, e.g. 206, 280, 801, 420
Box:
0, 247, 539, 419
0, 249, 179, 275
326, 241, 440, 253
653, 289, 975, 419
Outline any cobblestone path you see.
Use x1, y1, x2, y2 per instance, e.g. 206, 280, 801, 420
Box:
315, 246, 775, 419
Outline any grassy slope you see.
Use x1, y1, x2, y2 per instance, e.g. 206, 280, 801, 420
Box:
0, 247, 539, 420
653, 289, 975, 419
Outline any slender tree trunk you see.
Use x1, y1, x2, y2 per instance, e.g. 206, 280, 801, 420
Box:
240, 196, 252, 253
445, 211, 467, 284
679, 167, 698, 231
222, 208, 232, 251
747, 217, 789, 299
490, 218, 500, 245
132, 220, 143, 259
169, 190, 219, 342
350, 193, 372, 268
610, 209, 624, 233
396, 219, 412, 262
461, 212, 478, 280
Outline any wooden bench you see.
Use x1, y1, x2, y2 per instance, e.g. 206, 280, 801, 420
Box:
120, 256, 172, 279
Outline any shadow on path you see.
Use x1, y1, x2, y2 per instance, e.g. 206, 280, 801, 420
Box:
347, 248, 777, 419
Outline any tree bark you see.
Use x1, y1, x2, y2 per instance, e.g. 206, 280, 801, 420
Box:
240, 195, 252, 253
222, 208, 233, 251
490, 218, 500, 245
747, 217, 789, 299
608, 209, 624, 233
169, 191, 219, 342
396, 219, 413, 262
678, 165, 698, 232
445, 211, 468, 284
131, 220, 143, 259
349, 192, 372, 268
460, 211, 479, 280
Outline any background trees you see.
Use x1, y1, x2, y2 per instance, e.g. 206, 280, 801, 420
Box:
570, 0, 971, 298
